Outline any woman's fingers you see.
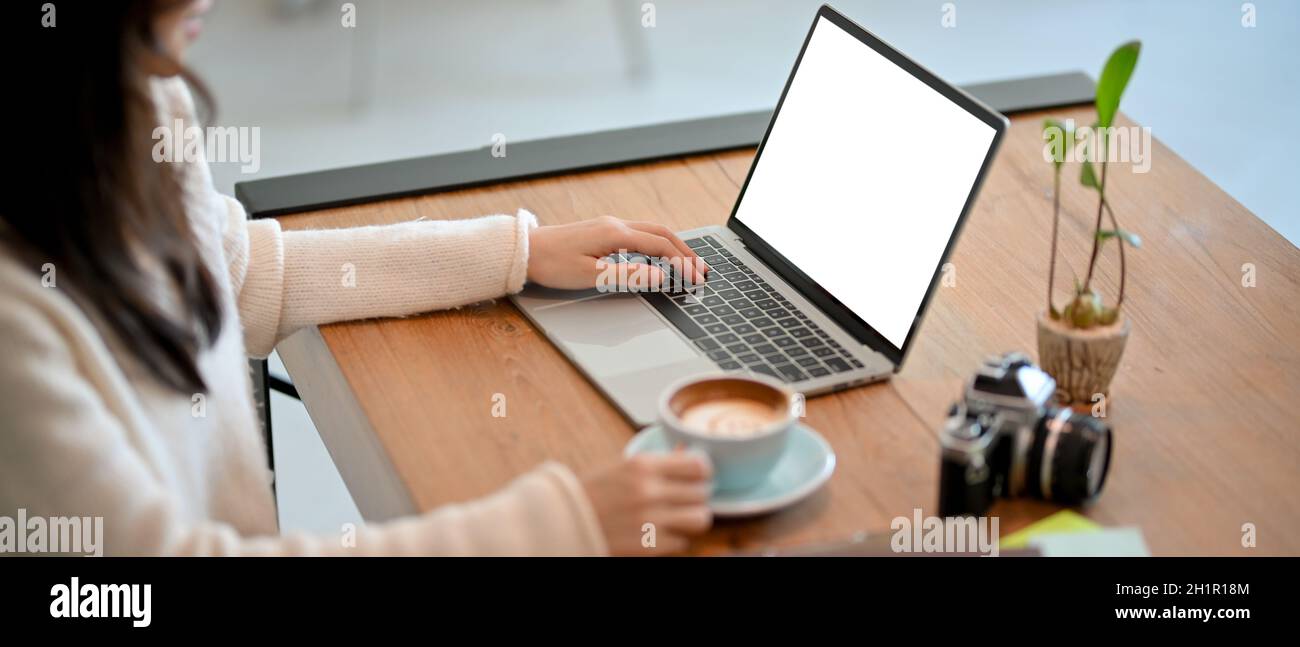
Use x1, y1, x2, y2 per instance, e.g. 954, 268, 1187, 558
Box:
623, 221, 699, 259
590, 257, 665, 292
617, 229, 708, 285
586, 217, 709, 287
529, 217, 711, 292
655, 480, 713, 505
581, 452, 716, 555
615, 228, 685, 264
589, 232, 704, 291
653, 451, 714, 482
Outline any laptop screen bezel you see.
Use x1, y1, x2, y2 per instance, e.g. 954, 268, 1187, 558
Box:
725, 5, 1008, 368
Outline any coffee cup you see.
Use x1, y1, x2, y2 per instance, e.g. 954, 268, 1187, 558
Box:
658, 373, 796, 492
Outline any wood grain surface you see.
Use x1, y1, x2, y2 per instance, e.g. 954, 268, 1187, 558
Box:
275, 107, 1300, 555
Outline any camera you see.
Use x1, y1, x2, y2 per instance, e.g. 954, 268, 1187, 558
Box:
938, 352, 1112, 517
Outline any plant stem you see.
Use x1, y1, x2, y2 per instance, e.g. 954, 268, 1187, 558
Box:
1083, 160, 1109, 291
1103, 199, 1127, 308
1048, 169, 1060, 314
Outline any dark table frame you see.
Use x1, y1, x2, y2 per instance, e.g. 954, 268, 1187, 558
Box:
236, 72, 1094, 219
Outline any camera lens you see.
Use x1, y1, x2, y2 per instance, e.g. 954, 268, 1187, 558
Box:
1024, 408, 1112, 504
1052, 414, 1111, 502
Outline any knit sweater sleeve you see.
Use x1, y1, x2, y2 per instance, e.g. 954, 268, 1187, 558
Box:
0, 259, 607, 557
222, 197, 535, 357
148, 71, 534, 358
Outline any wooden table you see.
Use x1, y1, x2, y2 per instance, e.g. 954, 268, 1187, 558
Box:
276, 107, 1300, 556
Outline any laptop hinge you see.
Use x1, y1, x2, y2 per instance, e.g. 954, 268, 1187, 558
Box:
724, 221, 902, 365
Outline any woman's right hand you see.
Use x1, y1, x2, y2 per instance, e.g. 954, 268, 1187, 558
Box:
581, 453, 714, 556
527, 216, 708, 291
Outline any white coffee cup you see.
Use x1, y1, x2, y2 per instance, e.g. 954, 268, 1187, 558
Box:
658, 373, 796, 492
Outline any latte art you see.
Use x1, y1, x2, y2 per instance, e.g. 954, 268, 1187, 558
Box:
679, 398, 784, 438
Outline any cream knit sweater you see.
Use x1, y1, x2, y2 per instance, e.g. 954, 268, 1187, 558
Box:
0, 77, 608, 556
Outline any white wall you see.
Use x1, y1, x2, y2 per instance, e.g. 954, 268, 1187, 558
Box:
194, 0, 1300, 244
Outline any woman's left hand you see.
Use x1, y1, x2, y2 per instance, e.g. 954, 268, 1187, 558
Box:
526, 216, 709, 290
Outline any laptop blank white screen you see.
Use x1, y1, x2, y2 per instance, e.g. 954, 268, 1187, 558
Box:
732, 17, 997, 349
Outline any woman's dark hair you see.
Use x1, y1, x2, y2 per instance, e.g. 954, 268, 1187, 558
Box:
4, 0, 223, 394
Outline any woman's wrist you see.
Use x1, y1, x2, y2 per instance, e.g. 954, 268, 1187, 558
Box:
511, 209, 538, 291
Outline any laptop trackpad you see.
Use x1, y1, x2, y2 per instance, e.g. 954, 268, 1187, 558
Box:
527, 293, 700, 376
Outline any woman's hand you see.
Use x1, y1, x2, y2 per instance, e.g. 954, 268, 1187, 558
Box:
527, 216, 709, 290
581, 452, 714, 556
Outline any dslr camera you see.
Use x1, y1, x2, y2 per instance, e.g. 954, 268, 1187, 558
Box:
938, 352, 1112, 517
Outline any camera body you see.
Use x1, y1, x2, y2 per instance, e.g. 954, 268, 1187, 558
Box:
938, 352, 1112, 517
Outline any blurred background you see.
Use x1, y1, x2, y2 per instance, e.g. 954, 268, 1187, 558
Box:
188, 0, 1299, 532
194, 0, 1299, 243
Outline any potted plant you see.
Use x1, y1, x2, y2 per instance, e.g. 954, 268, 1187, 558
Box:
1038, 41, 1143, 407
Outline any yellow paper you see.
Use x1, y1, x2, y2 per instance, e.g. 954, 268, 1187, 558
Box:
1000, 510, 1101, 549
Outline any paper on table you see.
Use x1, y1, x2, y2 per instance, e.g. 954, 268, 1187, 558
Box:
1030, 528, 1150, 557
1000, 510, 1101, 549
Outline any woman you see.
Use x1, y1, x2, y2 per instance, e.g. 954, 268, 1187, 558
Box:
0, 1, 713, 555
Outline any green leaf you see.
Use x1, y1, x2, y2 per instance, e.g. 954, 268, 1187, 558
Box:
1096, 41, 1141, 129
1080, 160, 1100, 189
1097, 228, 1142, 248
1042, 118, 1073, 168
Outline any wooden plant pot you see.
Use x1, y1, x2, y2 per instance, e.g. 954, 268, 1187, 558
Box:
1036, 312, 1130, 406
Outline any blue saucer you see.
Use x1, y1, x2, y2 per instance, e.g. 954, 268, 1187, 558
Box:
624, 423, 836, 518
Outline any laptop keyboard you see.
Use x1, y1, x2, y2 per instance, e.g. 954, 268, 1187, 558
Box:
634, 235, 865, 384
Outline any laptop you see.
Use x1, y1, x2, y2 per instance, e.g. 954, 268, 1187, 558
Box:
511, 5, 1008, 426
